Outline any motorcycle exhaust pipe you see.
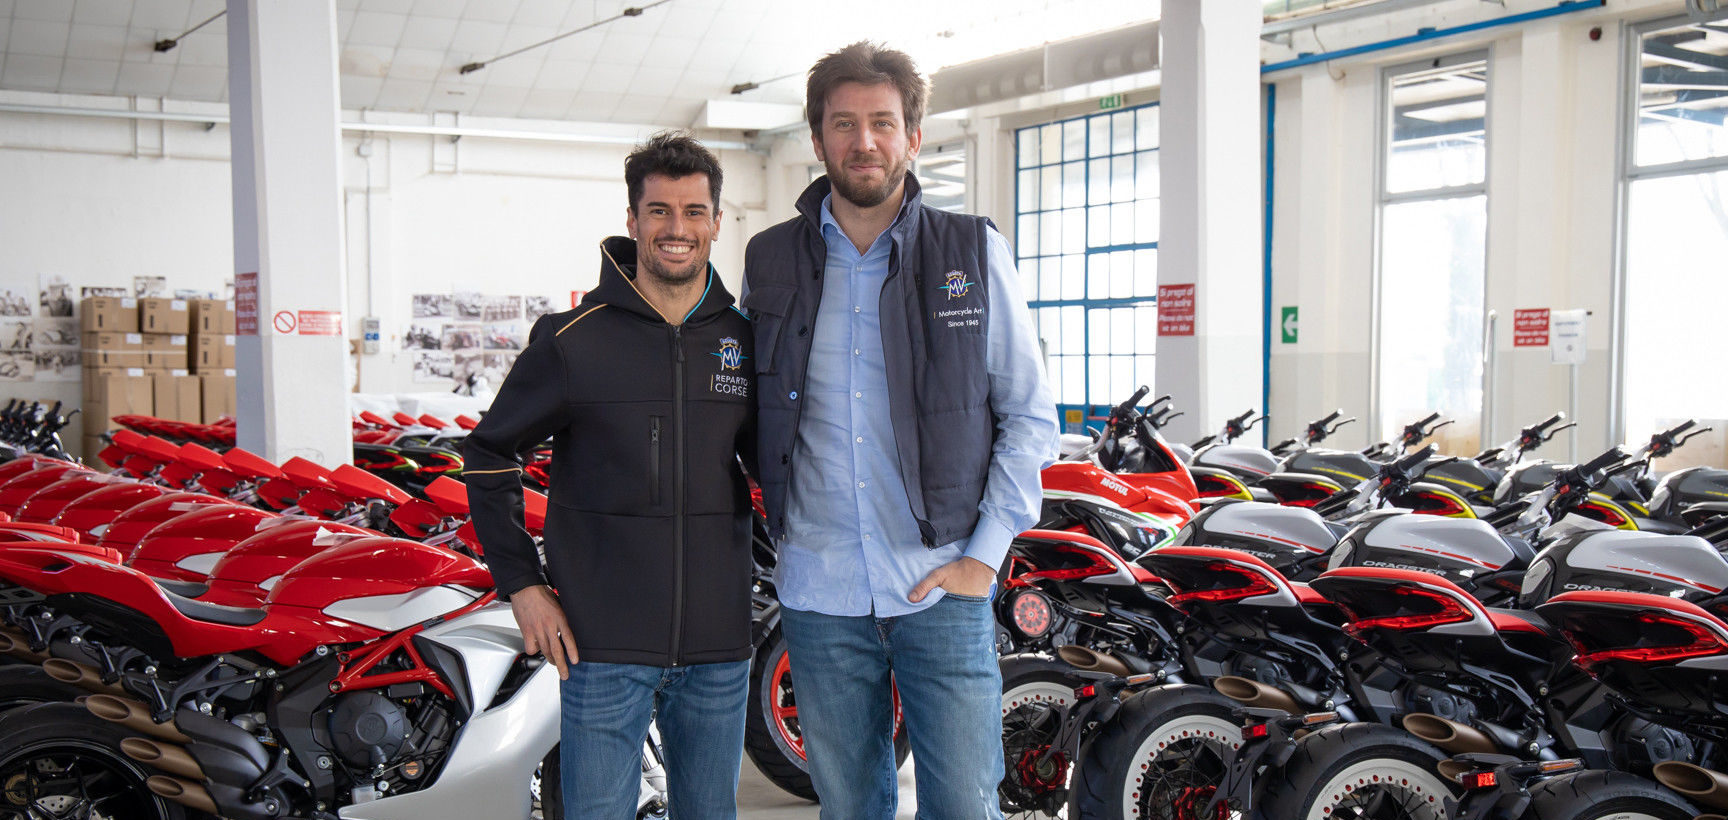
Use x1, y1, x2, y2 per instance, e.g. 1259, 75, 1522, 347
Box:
1435, 758, 1474, 783
43, 658, 127, 697
0, 630, 47, 662
85, 694, 190, 743
1213, 676, 1300, 714
121, 737, 204, 780
1655, 762, 1728, 811
1401, 713, 1498, 755
146, 776, 217, 815
1694, 815, 1724, 820
1055, 645, 1132, 678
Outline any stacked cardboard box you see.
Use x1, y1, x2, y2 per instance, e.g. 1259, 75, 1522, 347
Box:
80, 297, 147, 449
188, 299, 237, 423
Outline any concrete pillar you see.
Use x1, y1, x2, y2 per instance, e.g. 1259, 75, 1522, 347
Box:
226, 0, 352, 466
1155, 0, 1266, 444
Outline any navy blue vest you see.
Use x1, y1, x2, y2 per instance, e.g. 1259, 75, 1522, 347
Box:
743, 176, 996, 547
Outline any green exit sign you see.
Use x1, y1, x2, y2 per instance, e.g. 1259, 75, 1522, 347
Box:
1099, 94, 1125, 110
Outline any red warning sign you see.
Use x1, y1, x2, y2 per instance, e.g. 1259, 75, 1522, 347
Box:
1514, 308, 1549, 347
272, 311, 296, 334
296, 310, 343, 336
1158, 284, 1196, 337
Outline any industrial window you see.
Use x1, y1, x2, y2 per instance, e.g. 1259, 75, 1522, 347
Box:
1618, 16, 1728, 461
1014, 103, 1161, 409
1374, 54, 1489, 453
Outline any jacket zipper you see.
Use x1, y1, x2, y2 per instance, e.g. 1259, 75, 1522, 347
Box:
671, 324, 686, 665
649, 417, 662, 506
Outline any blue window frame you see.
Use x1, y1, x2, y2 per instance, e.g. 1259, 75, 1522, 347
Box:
1014, 103, 1161, 413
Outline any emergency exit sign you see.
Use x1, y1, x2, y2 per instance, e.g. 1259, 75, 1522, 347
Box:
1099, 93, 1125, 110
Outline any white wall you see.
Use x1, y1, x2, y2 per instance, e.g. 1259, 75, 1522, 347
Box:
0, 92, 767, 438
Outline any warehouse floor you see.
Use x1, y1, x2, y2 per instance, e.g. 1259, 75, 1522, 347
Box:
736, 755, 919, 819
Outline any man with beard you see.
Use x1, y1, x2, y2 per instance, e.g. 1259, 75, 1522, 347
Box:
466, 132, 757, 818
743, 42, 1058, 817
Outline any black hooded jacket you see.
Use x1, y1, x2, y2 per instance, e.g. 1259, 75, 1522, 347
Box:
465, 237, 757, 666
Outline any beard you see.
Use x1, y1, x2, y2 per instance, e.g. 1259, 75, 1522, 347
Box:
825, 150, 912, 209
636, 240, 706, 287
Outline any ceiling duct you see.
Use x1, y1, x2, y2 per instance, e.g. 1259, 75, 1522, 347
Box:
929, 21, 1159, 114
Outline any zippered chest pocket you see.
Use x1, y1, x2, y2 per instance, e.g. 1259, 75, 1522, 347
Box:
649, 415, 663, 505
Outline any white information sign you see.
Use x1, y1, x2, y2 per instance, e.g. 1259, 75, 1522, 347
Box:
1551, 309, 1587, 365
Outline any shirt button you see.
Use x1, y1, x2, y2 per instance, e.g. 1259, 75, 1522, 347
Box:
864, 534, 872, 541
789, 391, 798, 400
854, 392, 862, 398
854, 306, 861, 313
855, 437, 863, 444
857, 481, 866, 489
853, 349, 861, 356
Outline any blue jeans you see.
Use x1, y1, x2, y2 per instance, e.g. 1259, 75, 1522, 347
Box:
559, 659, 750, 820
780, 593, 1004, 820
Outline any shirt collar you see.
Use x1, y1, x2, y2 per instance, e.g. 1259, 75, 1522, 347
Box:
818, 193, 908, 260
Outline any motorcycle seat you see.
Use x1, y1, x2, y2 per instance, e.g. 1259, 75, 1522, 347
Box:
162, 588, 268, 627
1484, 606, 1554, 637
1290, 582, 1330, 606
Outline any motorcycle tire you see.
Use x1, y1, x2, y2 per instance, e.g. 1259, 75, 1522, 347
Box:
1525, 770, 1696, 820
0, 701, 189, 820
743, 626, 910, 802
999, 653, 1086, 819
1256, 721, 1455, 820
1068, 683, 1243, 820
0, 663, 88, 713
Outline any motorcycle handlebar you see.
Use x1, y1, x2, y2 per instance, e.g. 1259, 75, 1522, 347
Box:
1115, 385, 1151, 418
1531, 412, 1566, 432
1413, 412, 1442, 429
1318, 409, 1343, 426
1579, 447, 1627, 476
1394, 444, 1436, 475
1664, 419, 1698, 439
1229, 409, 1256, 426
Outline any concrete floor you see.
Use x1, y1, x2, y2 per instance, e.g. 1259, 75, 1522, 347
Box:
735, 755, 918, 819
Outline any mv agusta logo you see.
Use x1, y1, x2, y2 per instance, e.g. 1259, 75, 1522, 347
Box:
713, 337, 746, 371
941, 270, 975, 299
709, 337, 750, 398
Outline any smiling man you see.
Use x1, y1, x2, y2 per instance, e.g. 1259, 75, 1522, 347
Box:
466, 132, 758, 818
743, 42, 1058, 818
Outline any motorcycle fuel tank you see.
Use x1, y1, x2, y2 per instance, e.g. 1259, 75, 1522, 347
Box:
1330, 513, 1529, 592
1519, 529, 1728, 606
1191, 444, 1281, 480
1282, 450, 1378, 486
1167, 499, 1339, 579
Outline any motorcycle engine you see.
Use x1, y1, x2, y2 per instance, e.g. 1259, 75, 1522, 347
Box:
1406, 686, 1479, 724
329, 691, 409, 768
1614, 717, 1696, 770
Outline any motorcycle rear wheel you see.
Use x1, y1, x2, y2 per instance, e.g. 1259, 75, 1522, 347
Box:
0, 701, 189, 820
1525, 770, 1695, 820
999, 653, 1083, 818
0, 664, 87, 714
1256, 722, 1453, 820
743, 627, 910, 802
1069, 683, 1242, 820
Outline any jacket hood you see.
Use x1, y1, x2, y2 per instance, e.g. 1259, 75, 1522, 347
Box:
589, 235, 737, 324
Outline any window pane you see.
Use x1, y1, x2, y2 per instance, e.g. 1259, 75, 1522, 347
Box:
1088, 204, 1110, 249
1088, 253, 1110, 300
1136, 198, 1160, 244
1136, 106, 1160, 150
1634, 22, 1728, 167
1040, 212, 1061, 260
1089, 308, 1110, 352
1134, 249, 1159, 297
1111, 249, 1135, 298
1061, 355, 1086, 405
1061, 254, 1085, 302
1137, 306, 1157, 351
1037, 307, 1062, 352
1111, 155, 1135, 202
1040, 257, 1062, 303
1111, 204, 1135, 250
1040, 166, 1061, 212
1062, 208, 1086, 252
1017, 128, 1038, 168
1088, 158, 1110, 206
1378, 195, 1486, 448
1089, 357, 1112, 407
1386, 59, 1488, 193
1063, 119, 1086, 162
1111, 307, 1135, 353
1135, 150, 1160, 195
1623, 169, 1728, 450
1017, 214, 1039, 258
1089, 114, 1111, 157
1017, 169, 1037, 213
1041, 123, 1061, 165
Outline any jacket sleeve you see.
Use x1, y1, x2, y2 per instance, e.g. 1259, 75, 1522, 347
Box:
464, 314, 570, 599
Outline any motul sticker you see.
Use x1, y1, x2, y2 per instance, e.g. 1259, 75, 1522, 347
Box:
297, 310, 344, 336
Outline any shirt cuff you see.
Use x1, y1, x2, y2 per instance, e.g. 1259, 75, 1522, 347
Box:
961, 514, 1017, 573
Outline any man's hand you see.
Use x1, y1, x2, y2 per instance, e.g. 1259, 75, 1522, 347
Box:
510, 585, 580, 679
908, 556, 997, 603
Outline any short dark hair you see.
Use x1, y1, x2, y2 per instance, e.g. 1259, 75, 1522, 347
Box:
624, 131, 723, 213
806, 41, 929, 137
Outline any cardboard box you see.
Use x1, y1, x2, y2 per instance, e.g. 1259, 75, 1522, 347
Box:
81, 349, 146, 369
82, 331, 143, 351
84, 370, 154, 421
79, 297, 138, 333
193, 334, 237, 372
152, 371, 202, 423
82, 367, 146, 403
199, 369, 237, 423
141, 334, 189, 371
139, 298, 190, 335
190, 299, 237, 335
81, 436, 107, 464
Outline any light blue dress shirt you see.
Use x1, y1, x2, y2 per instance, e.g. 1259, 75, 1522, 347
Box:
773, 195, 1059, 618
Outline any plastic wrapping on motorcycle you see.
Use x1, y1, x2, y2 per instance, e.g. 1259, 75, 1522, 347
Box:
126, 504, 277, 581
96, 491, 235, 553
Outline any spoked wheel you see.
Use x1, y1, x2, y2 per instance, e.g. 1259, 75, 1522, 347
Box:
0, 702, 186, 820
1257, 722, 1454, 820
999, 654, 1082, 819
1070, 683, 1244, 820
743, 627, 909, 801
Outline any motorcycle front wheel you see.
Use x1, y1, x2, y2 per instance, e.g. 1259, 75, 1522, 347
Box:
0, 701, 189, 820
